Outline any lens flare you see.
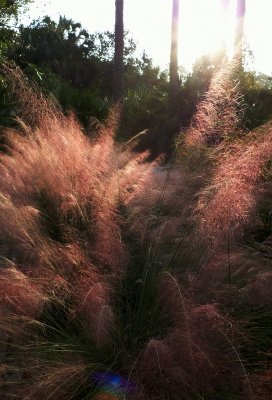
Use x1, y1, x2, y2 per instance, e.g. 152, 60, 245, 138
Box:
92, 372, 137, 398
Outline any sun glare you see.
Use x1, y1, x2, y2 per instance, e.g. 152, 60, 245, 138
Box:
21, 0, 272, 74
225, 0, 237, 58
180, 0, 237, 69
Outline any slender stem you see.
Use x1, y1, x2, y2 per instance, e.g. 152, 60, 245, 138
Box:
227, 234, 231, 286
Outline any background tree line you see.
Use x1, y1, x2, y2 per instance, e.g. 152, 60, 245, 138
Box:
0, 0, 272, 142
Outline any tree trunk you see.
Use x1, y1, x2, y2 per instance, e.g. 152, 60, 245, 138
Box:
235, 0, 246, 59
114, 0, 124, 102
169, 0, 180, 109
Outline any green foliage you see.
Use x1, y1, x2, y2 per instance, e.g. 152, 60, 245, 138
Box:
0, 0, 31, 23
119, 85, 168, 139
115, 241, 171, 353
241, 71, 272, 129
0, 0, 31, 54
9, 17, 146, 94
0, 15, 169, 134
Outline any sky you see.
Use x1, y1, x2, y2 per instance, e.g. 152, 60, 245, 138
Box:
21, 0, 272, 75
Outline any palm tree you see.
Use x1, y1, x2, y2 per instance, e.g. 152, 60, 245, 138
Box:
114, 0, 124, 102
169, 0, 180, 108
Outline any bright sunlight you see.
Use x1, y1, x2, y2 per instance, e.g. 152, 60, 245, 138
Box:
23, 0, 272, 73
180, 0, 237, 67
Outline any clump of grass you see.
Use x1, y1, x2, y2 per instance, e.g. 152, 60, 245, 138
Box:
196, 121, 272, 244
0, 63, 272, 400
0, 66, 155, 398
185, 56, 244, 148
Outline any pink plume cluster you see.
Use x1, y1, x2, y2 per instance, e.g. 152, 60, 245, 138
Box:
196, 121, 272, 242
185, 57, 243, 147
